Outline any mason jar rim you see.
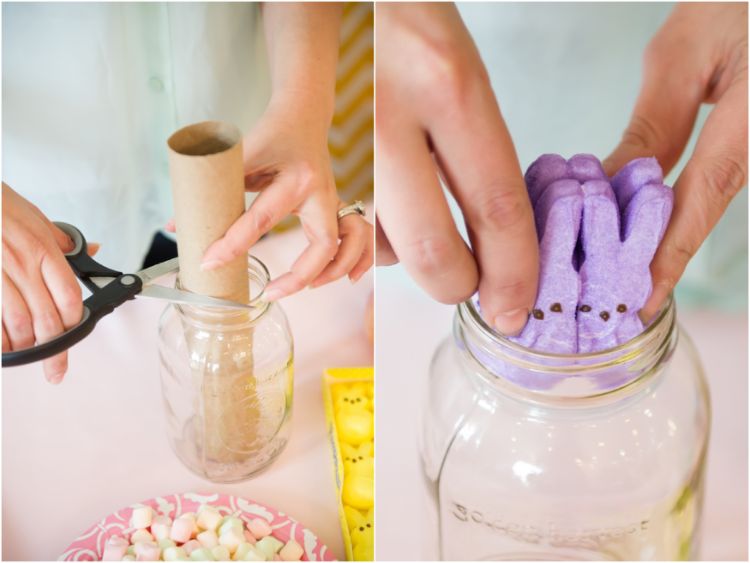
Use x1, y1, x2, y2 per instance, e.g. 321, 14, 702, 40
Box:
456, 293, 677, 403
173, 255, 272, 327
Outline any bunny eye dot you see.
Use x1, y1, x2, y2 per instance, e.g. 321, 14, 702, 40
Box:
600, 311, 610, 321
579, 304, 592, 313
617, 304, 627, 313
532, 309, 545, 320
550, 303, 562, 313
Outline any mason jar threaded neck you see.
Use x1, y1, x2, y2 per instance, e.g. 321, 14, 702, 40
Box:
455, 294, 677, 404
173, 255, 272, 328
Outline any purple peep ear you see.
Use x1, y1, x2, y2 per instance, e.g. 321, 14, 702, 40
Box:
525, 154, 568, 206
567, 154, 607, 184
611, 157, 663, 210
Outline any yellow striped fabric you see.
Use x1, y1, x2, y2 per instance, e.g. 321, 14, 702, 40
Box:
331, 2, 374, 206
273, 2, 373, 233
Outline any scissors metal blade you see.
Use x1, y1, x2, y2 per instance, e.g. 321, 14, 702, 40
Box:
135, 257, 180, 286
137, 284, 254, 310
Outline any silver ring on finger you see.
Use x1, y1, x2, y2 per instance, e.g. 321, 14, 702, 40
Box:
337, 200, 366, 221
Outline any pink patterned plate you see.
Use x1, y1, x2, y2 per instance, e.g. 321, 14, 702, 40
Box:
59, 492, 336, 561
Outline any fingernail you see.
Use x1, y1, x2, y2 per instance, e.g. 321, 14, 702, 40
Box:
200, 260, 223, 272
264, 287, 284, 302
46, 372, 64, 385
493, 308, 529, 336
350, 271, 363, 283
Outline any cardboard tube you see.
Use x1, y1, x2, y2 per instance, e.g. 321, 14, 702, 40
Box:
167, 121, 248, 302
167, 121, 256, 469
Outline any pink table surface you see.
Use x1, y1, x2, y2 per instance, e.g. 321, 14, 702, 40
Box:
2, 223, 373, 561
375, 271, 748, 561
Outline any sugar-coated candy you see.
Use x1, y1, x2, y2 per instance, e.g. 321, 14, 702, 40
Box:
126, 545, 136, 556
189, 547, 215, 561
133, 541, 161, 561
243, 529, 257, 545
182, 539, 202, 555
130, 507, 154, 530
102, 535, 129, 561
343, 473, 374, 510
197, 506, 223, 532
219, 527, 245, 554
171, 516, 195, 544
273, 556, 281, 561
211, 545, 231, 560
130, 529, 155, 544
162, 546, 188, 561
247, 518, 272, 540
255, 536, 284, 559
121, 556, 136, 562
197, 530, 219, 549
278, 540, 303, 561
151, 515, 173, 541
336, 410, 373, 445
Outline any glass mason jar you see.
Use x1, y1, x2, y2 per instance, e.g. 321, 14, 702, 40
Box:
420, 296, 710, 560
159, 256, 293, 483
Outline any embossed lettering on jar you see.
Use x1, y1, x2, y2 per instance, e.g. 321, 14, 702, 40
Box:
420, 296, 710, 560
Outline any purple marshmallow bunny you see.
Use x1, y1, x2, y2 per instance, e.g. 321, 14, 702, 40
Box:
512, 154, 672, 355
577, 158, 673, 352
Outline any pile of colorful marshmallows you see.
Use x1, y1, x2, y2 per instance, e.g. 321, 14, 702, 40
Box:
101, 504, 304, 561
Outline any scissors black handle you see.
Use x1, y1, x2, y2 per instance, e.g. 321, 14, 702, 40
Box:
1, 223, 143, 367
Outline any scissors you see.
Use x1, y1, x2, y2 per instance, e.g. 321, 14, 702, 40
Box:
2, 222, 254, 367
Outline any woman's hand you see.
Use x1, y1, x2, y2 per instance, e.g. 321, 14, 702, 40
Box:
604, 2, 747, 320
376, 3, 538, 336
198, 3, 373, 301
2, 183, 81, 383
200, 102, 373, 301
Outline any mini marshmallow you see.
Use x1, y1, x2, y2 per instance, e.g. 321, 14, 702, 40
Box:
151, 515, 172, 541
243, 530, 257, 545
189, 547, 215, 561
171, 516, 194, 544
133, 541, 160, 561
247, 518, 272, 540
181, 512, 200, 538
219, 517, 244, 536
158, 538, 177, 550
233, 543, 253, 561
182, 539, 202, 555
197, 506, 224, 532
279, 540, 304, 562
219, 527, 245, 554
197, 530, 219, 549
211, 545, 231, 561
163, 546, 188, 561
239, 545, 266, 562
130, 507, 154, 530
102, 535, 129, 561
130, 529, 154, 544
255, 536, 284, 559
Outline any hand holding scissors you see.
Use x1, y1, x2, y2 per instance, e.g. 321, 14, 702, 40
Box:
2, 222, 254, 369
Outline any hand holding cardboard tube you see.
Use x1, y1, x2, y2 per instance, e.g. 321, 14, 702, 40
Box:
166, 3, 374, 301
